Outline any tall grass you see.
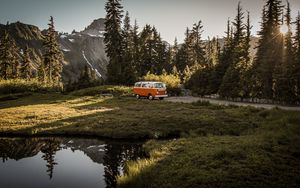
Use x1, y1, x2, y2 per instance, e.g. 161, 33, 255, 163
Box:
69, 85, 132, 96
0, 79, 62, 94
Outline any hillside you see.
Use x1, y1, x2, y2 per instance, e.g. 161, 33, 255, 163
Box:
0, 19, 108, 82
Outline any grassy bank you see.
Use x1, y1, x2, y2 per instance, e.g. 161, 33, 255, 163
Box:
0, 90, 267, 139
118, 107, 300, 187
0, 86, 299, 187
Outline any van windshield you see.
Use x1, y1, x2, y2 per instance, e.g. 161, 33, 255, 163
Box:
135, 83, 141, 87
154, 83, 166, 88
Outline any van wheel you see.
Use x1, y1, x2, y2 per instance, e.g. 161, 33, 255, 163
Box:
159, 97, 164, 100
136, 94, 140, 99
148, 95, 154, 100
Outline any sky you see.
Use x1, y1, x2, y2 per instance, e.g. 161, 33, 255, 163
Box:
0, 0, 300, 43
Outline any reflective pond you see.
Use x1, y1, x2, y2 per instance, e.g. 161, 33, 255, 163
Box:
0, 137, 146, 188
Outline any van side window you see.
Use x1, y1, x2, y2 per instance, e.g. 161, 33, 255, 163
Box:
154, 83, 164, 88
142, 83, 147, 88
135, 83, 141, 87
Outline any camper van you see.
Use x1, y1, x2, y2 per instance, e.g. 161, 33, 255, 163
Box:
133, 81, 168, 100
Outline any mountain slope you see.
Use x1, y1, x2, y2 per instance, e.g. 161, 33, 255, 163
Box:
0, 19, 108, 82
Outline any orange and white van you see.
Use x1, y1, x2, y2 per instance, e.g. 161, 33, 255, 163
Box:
133, 81, 168, 100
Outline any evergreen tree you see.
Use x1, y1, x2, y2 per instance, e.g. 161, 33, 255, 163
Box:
130, 20, 140, 77
21, 46, 33, 80
175, 28, 190, 73
11, 41, 20, 79
139, 24, 155, 76
121, 11, 136, 84
206, 37, 221, 94
170, 38, 179, 71
274, 1, 295, 102
0, 31, 12, 80
156, 33, 168, 75
190, 21, 206, 67
219, 2, 247, 98
41, 16, 63, 85
253, 0, 284, 99
41, 139, 60, 179
104, 0, 124, 84
0, 30, 19, 80
213, 19, 234, 93
164, 44, 173, 73
77, 65, 92, 89
206, 37, 221, 67
239, 11, 253, 98
294, 12, 300, 101
150, 27, 160, 74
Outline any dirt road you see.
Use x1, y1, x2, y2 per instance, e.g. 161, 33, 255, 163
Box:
165, 96, 300, 111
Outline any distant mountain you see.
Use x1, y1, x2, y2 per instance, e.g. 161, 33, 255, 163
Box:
0, 19, 108, 82
59, 18, 108, 81
0, 21, 44, 72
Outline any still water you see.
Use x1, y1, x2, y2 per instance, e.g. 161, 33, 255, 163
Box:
0, 137, 146, 188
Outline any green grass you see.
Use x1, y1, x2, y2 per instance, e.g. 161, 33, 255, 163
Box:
0, 85, 299, 187
118, 113, 300, 187
0, 91, 265, 139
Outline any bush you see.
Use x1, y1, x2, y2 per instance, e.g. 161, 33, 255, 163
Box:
142, 73, 181, 96
69, 85, 132, 96
0, 79, 62, 94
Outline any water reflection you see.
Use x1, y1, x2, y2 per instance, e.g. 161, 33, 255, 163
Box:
0, 137, 145, 188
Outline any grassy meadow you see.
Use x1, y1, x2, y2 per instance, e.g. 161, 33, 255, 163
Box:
0, 85, 299, 187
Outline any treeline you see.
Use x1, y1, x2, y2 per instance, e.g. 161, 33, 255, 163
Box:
104, 0, 180, 85
0, 16, 64, 89
66, 65, 103, 91
105, 0, 300, 103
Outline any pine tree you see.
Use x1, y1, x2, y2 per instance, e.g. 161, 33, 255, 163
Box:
150, 27, 159, 74
293, 12, 300, 101
41, 139, 60, 180
0, 31, 12, 80
11, 41, 20, 79
206, 37, 221, 94
171, 38, 179, 68
219, 2, 246, 98
214, 19, 234, 93
239, 11, 253, 98
139, 24, 155, 76
190, 21, 206, 67
121, 11, 136, 84
77, 65, 92, 89
274, 1, 295, 102
253, 0, 284, 99
131, 20, 140, 77
0, 29, 20, 80
21, 46, 33, 80
206, 37, 220, 67
104, 0, 124, 84
41, 16, 63, 85
175, 28, 190, 73
156, 33, 168, 75
164, 44, 173, 73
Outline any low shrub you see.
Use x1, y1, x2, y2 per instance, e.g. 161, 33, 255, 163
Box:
142, 73, 181, 96
0, 79, 62, 94
69, 85, 132, 96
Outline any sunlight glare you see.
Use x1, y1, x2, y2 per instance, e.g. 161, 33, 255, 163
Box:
280, 24, 289, 34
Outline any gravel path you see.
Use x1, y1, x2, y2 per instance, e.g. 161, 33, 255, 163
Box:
165, 96, 300, 111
